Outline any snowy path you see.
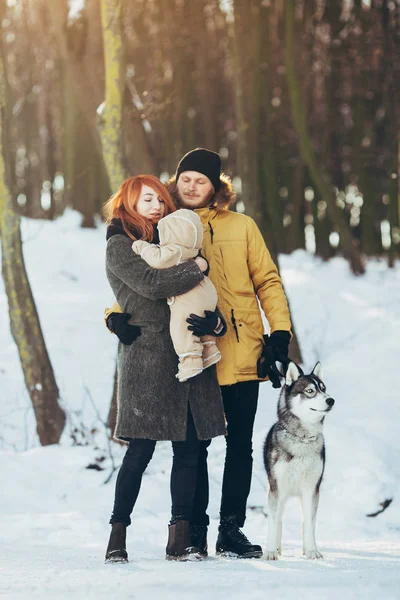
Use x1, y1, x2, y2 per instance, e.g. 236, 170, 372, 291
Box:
1, 537, 399, 599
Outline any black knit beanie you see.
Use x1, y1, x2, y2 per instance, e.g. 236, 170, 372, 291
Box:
176, 148, 221, 192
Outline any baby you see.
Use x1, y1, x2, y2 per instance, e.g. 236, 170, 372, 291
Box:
132, 209, 221, 383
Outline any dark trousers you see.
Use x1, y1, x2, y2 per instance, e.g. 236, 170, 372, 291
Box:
191, 380, 259, 528
110, 408, 204, 526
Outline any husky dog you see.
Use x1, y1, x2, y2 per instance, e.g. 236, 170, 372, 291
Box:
264, 361, 334, 560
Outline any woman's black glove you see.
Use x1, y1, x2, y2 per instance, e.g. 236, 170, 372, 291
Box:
186, 309, 227, 337
257, 331, 290, 388
106, 313, 141, 345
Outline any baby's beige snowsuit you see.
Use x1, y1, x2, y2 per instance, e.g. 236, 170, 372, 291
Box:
132, 209, 221, 382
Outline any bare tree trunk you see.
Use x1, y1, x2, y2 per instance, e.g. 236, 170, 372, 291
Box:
286, 164, 306, 253
386, 141, 399, 267
312, 186, 334, 261
48, 0, 111, 224
0, 34, 65, 445
17, 0, 42, 218
232, 0, 264, 223
382, 0, 400, 267
196, 1, 219, 152
98, 0, 126, 191
37, 1, 57, 220
123, 72, 158, 175
352, 11, 382, 257
284, 1, 365, 275
48, 0, 104, 158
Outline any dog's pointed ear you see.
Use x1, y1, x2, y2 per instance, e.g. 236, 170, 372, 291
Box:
285, 361, 301, 386
312, 362, 323, 380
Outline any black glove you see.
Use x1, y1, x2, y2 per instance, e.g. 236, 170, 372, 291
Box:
186, 309, 227, 337
257, 344, 282, 388
268, 330, 290, 365
106, 313, 141, 345
257, 331, 290, 388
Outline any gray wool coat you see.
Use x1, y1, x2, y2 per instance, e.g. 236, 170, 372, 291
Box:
106, 234, 226, 442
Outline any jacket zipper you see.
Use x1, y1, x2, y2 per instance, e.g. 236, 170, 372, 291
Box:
208, 222, 214, 244
231, 308, 240, 342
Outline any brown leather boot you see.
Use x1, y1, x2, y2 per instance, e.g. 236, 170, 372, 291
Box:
166, 520, 202, 561
105, 523, 128, 563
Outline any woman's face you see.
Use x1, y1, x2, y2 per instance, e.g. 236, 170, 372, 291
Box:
136, 184, 165, 221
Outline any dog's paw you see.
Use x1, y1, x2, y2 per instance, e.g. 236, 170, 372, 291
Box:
303, 548, 323, 560
264, 550, 279, 561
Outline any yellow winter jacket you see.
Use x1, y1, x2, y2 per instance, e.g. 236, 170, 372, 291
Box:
105, 206, 292, 386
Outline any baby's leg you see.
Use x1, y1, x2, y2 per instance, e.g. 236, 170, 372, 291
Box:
201, 335, 221, 369
170, 304, 203, 383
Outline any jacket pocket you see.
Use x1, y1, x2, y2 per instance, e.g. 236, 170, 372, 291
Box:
232, 310, 264, 373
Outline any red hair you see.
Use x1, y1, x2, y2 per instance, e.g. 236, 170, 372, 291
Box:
103, 175, 176, 241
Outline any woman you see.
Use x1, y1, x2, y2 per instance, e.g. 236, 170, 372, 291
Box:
104, 175, 226, 562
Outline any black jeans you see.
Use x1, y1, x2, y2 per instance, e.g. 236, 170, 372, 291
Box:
110, 408, 204, 526
191, 380, 259, 528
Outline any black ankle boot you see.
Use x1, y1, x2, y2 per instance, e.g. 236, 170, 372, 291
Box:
190, 524, 208, 558
166, 520, 202, 560
216, 516, 262, 559
105, 523, 128, 563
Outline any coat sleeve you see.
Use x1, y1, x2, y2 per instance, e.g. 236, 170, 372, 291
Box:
106, 235, 203, 300
104, 300, 123, 332
132, 240, 182, 269
246, 218, 292, 334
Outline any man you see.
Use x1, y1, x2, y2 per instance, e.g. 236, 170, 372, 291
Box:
105, 148, 292, 558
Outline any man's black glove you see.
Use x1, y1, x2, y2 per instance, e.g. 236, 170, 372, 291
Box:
268, 330, 290, 365
106, 313, 141, 345
186, 309, 227, 337
257, 331, 290, 388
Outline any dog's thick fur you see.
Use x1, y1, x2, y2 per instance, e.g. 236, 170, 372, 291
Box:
263, 362, 334, 560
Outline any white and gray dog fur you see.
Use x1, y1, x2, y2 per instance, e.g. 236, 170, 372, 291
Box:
263, 361, 335, 560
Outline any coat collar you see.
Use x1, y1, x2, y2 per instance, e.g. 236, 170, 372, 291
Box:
106, 218, 129, 240
106, 218, 159, 243
195, 207, 219, 223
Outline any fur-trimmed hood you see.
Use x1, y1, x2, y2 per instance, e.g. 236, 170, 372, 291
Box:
166, 173, 235, 212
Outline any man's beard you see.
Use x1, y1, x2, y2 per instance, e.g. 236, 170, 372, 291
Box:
176, 188, 214, 209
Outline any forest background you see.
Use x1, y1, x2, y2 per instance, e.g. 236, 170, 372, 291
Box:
0, 0, 400, 444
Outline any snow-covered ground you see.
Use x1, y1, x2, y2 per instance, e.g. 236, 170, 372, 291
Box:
0, 210, 399, 599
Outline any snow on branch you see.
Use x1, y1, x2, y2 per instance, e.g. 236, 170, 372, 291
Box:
96, 101, 105, 117
68, 0, 85, 25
